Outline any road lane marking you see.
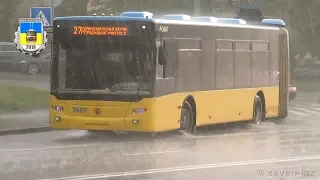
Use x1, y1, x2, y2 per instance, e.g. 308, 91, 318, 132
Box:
2, 128, 320, 153
183, 128, 320, 140
290, 102, 318, 106
293, 108, 318, 114
0, 143, 118, 153
290, 103, 320, 108
38, 155, 320, 180
289, 110, 309, 116
124, 149, 188, 156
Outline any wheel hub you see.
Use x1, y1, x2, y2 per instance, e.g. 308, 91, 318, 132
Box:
28, 64, 39, 74
181, 109, 190, 130
254, 103, 262, 124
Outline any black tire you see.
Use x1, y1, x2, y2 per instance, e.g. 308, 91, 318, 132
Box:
180, 101, 196, 134
27, 63, 40, 75
252, 95, 264, 125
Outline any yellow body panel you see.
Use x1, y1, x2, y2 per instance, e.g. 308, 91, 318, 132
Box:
50, 86, 279, 132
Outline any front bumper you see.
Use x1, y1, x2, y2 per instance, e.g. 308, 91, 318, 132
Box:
49, 95, 155, 132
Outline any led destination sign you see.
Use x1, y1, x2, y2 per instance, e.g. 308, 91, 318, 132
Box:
73, 26, 128, 36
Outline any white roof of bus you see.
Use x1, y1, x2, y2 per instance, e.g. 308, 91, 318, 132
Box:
153, 18, 279, 30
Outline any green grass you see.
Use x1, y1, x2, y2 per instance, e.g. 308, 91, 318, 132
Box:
0, 86, 49, 114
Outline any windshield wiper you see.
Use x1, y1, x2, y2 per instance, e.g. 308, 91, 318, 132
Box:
59, 89, 92, 92
136, 61, 142, 100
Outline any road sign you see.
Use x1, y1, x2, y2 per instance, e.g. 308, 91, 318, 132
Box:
30, 7, 52, 27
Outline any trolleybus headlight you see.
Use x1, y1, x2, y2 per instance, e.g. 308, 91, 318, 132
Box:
132, 119, 139, 124
54, 116, 61, 121
52, 105, 64, 112
132, 108, 146, 114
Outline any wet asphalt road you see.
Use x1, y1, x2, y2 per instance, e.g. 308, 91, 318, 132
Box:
1, 98, 320, 180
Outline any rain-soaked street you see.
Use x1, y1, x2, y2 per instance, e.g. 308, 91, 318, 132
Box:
0, 93, 320, 180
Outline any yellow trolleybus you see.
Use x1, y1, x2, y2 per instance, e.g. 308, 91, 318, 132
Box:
49, 11, 289, 134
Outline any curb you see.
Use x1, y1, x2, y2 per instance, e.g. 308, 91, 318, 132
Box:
0, 126, 59, 136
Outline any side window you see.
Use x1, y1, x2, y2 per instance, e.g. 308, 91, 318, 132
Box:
156, 40, 163, 78
163, 40, 175, 78
155, 40, 176, 78
0, 45, 4, 51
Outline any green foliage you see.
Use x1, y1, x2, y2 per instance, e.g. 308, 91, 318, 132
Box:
37, 0, 320, 56
259, 0, 320, 54
0, 86, 49, 114
0, 0, 19, 42
288, 1, 320, 54
55, 0, 89, 16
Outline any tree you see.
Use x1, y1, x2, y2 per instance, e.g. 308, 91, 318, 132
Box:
51, 0, 320, 57
55, 0, 89, 17
287, 1, 320, 54
0, 0, 19, 42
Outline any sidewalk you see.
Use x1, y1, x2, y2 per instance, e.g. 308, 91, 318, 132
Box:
0, 109, 49, 133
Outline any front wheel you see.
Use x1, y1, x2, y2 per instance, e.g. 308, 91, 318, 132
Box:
27, 63, 40, 75
180, 101, 196, 135
252, 95, 264, 125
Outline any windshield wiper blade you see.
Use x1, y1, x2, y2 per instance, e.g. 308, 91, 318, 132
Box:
136, 62, 142, 100
59, 89, 92, 92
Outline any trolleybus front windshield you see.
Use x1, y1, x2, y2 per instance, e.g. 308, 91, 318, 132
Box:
52, 21, 157, 100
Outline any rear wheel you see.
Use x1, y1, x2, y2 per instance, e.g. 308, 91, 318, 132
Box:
252, 95, 264, 125
180, 101, 196, 135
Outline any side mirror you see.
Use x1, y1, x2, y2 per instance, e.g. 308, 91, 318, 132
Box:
158, 46, 167, 65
